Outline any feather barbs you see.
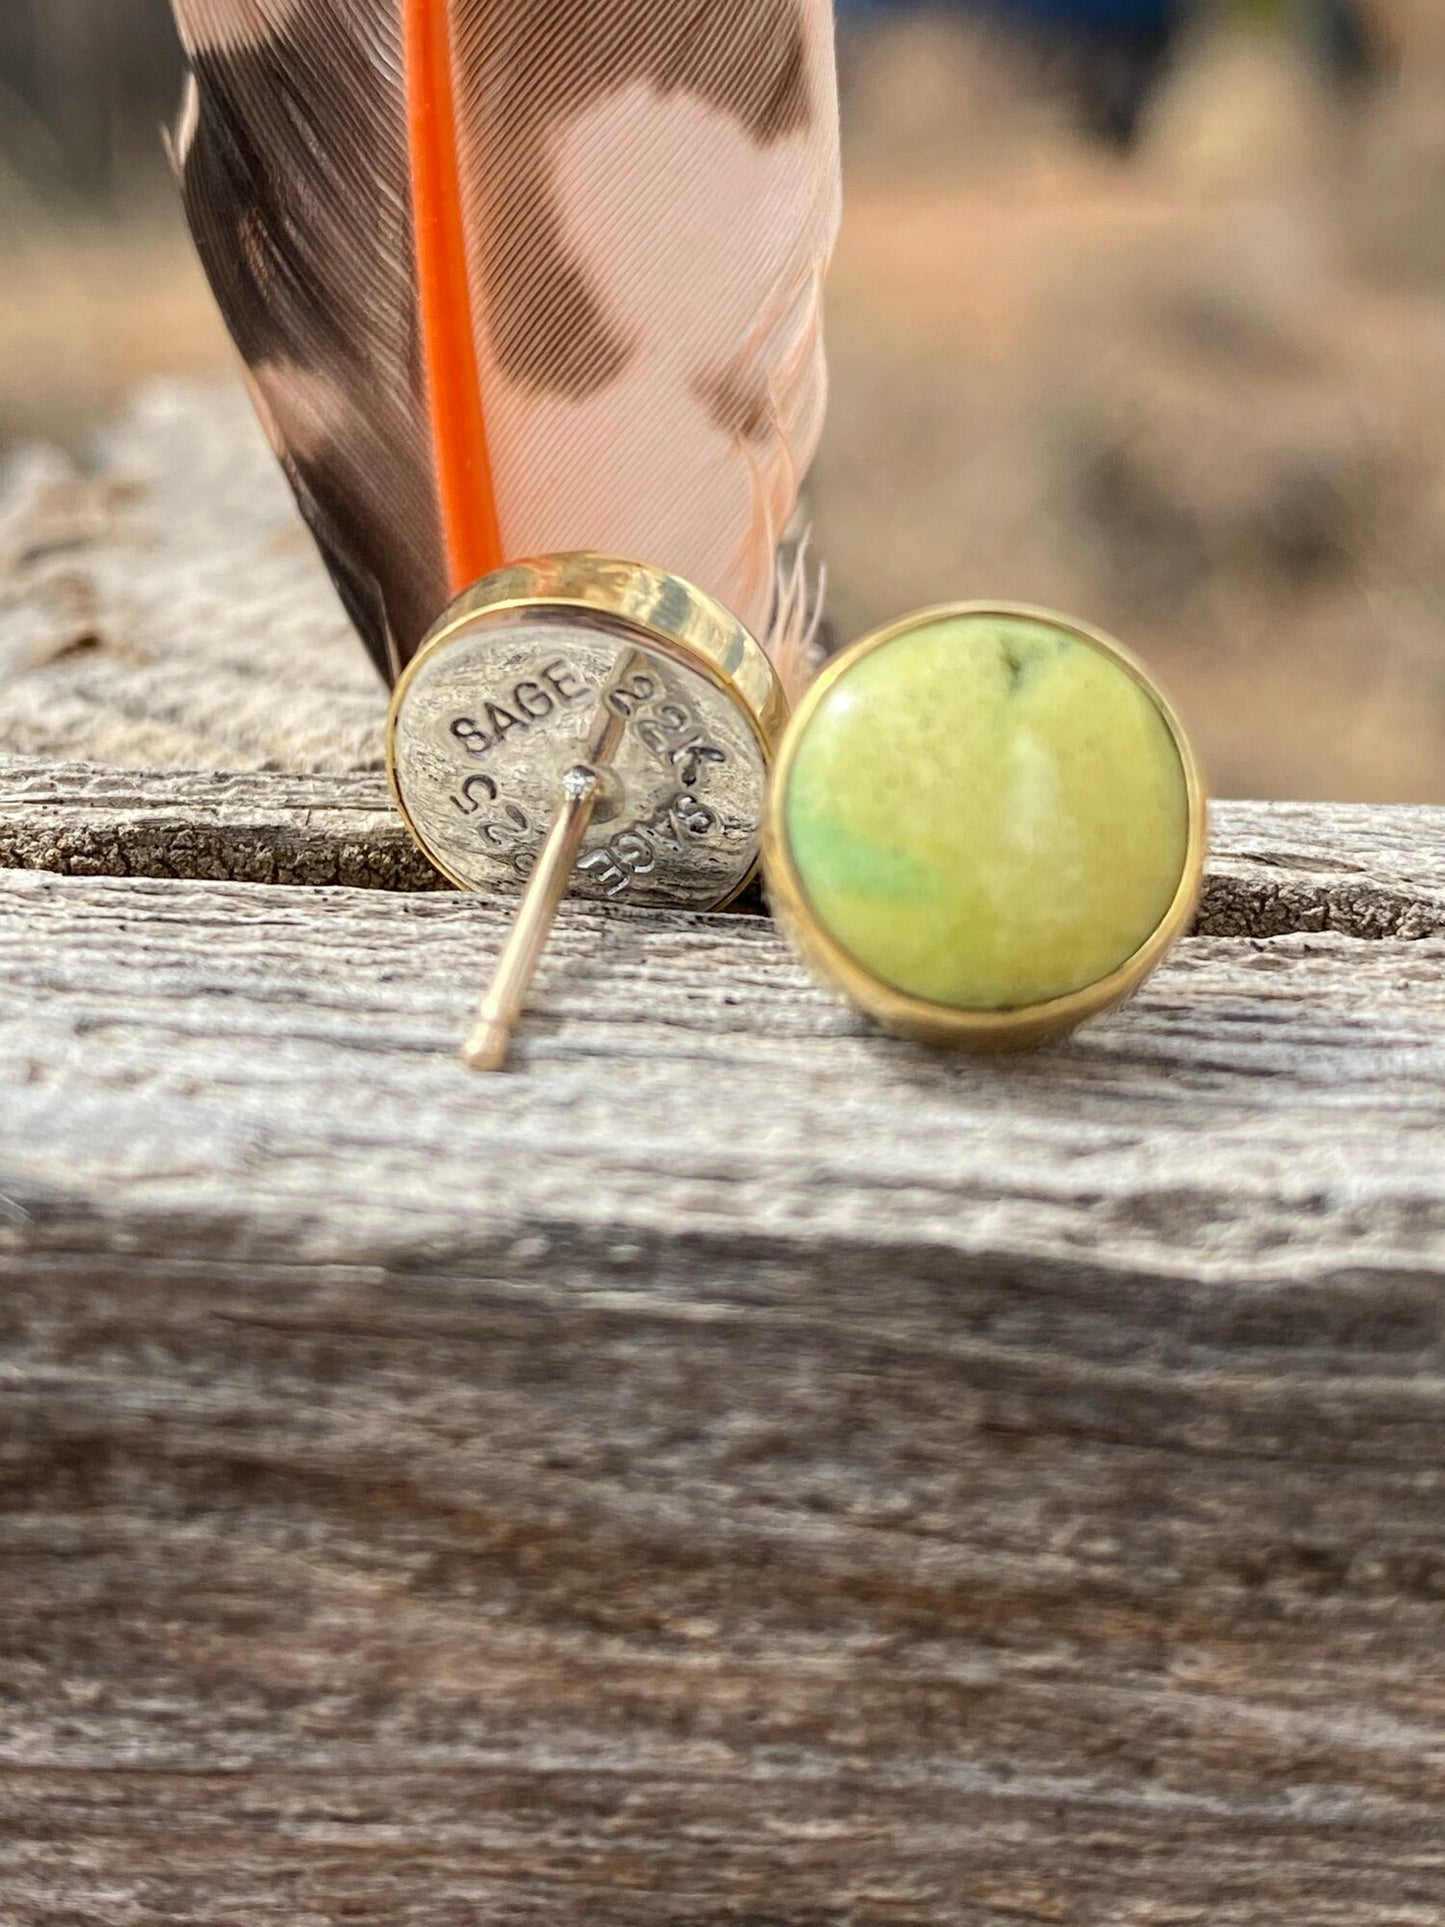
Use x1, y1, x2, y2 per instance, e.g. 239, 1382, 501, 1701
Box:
169, 0, 840, 683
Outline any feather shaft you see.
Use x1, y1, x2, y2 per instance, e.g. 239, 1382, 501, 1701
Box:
405, 0, 502, 593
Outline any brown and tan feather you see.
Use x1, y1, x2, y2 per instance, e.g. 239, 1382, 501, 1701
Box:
169, 0, 839, 682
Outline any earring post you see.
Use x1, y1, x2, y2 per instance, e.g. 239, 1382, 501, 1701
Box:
459, 646, 647, 1074
461, 763, 602, 1073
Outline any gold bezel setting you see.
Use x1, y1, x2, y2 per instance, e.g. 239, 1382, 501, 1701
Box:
762, 601, 1208, 1052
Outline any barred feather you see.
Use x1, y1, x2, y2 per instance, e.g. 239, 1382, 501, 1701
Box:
169, 0, 841, 686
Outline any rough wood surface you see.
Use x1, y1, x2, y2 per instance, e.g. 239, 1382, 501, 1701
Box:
3, 863, 1445, 1924
2, 387, 1445, 1923
0, 385, 383, 774
0, 757, 439, 890
4, 755, 1445, 941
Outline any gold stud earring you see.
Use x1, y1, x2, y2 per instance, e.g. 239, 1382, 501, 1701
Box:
762, 602, 1207, 1051
387, 553, 788, 1071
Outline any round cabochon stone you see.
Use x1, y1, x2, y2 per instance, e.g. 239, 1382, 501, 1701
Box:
782, 612, 1193, 1012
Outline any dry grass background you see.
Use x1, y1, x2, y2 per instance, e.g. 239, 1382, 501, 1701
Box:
1, 3, 1444, 800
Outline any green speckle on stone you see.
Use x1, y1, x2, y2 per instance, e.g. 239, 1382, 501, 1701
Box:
783, 612, 1193, 1011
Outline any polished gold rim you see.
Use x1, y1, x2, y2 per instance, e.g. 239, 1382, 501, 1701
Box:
386, 551, 790, 908
761, 600, 1209, 1051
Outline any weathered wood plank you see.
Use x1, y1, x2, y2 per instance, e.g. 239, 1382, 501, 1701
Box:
3, 754, 1443, 939
1, 867, 1443, 1923
4, 382, 1445, 1922
0, 387, 383, 775
1202, 798, 1445, 939
0, 757, 439, 890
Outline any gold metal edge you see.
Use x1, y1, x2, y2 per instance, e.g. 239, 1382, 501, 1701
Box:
760, 600, 1209, 1051
385, 552, 790, 910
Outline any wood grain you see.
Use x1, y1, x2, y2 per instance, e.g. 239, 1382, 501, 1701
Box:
2, 386, 1444, 1922
0, 387, 383, 775
3, 755, 1444, 941
0, 757, 439, 890
2, 866, 1444, 1924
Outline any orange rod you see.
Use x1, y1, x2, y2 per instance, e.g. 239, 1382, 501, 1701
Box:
404, 0, 504, 594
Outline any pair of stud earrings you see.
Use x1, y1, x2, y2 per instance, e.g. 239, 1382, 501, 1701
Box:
386, 553, 1206, 1070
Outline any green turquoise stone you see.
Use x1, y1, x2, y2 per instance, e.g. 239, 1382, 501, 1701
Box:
782, 613, 1192, 1011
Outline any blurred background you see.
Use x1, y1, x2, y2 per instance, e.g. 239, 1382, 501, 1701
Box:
1, 0, 1442, 799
